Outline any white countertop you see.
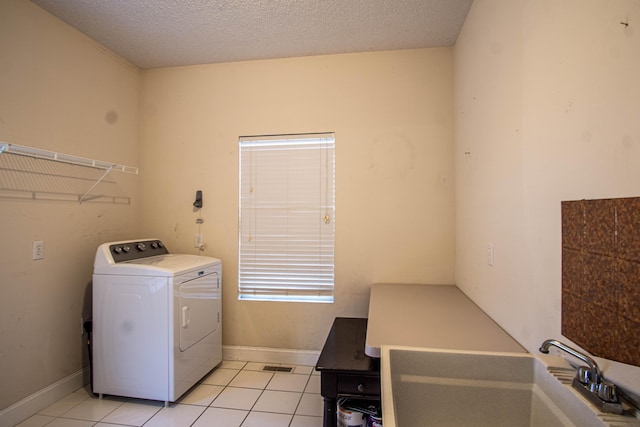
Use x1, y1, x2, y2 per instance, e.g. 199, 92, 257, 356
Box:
365, 283, 525, 357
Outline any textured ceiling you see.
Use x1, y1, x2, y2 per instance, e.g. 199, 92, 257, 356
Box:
31, 0, 474, 69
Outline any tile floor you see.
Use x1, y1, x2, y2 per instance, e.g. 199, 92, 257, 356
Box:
16, 361, 323, 427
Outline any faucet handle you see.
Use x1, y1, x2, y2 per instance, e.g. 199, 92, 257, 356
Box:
576, 365, 601, 385
597, 381, 618, 403
576, 366, 591, 385
575, 366, 620, 404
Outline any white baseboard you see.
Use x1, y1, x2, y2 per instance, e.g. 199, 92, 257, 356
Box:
0, 368, 88, 427
223, 345, 321, 367
2, 347, 319, 426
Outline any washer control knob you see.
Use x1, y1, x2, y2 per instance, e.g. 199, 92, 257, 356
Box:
113, 246, 123, 254
122, 245, 131, 253
137, 242, 147, 251
150, 241, 159, 249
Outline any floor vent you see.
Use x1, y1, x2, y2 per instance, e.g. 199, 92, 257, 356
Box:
262, 365, 293, 373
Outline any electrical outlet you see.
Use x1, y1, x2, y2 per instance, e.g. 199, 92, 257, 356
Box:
32, 240, 44, 260
194, 234, 203, 248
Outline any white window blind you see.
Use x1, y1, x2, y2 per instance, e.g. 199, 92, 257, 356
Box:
238, 133, 335, 303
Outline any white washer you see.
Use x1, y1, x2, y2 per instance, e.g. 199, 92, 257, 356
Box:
92, 239, 222, 404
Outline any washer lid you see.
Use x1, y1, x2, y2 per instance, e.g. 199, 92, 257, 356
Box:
93, 253, 221, 276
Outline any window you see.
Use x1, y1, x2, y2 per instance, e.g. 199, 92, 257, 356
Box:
238, 133, 335, 303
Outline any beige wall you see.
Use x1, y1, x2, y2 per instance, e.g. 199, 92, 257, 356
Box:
11, 0, 639, 414
0, 1, 140, 410
140, 49, 456, 351
455, 0, 640, 397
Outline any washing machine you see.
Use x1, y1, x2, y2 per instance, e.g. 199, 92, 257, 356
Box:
92, 239, 222, 404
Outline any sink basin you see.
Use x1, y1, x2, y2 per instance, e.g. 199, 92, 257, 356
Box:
381, 346, 640, 427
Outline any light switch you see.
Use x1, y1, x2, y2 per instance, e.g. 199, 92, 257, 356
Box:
33, 240, 44, 260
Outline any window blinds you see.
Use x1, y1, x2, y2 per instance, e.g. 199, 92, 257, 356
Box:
238, 133, 335, 302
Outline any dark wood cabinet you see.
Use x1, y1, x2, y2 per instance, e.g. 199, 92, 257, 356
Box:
315, 318, 381, 427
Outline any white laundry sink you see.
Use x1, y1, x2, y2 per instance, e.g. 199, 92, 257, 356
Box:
380, 346, 640, 427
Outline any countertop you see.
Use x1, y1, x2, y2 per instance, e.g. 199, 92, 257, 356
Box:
365, 283, 525, 357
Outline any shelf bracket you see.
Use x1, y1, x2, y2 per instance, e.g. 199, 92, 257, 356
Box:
79, 165, 114, 203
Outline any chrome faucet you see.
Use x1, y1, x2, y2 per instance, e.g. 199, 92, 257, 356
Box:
539, 339, 623, 414
539, 339, 601, 383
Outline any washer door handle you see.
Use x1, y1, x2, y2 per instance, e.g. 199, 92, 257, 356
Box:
182, 306, 190, 328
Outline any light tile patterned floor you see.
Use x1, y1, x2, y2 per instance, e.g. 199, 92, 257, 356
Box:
16, 361, 323, 427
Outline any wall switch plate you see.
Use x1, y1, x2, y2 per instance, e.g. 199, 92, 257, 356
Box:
487, 243, 494, 267
33, 240, 44, 260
